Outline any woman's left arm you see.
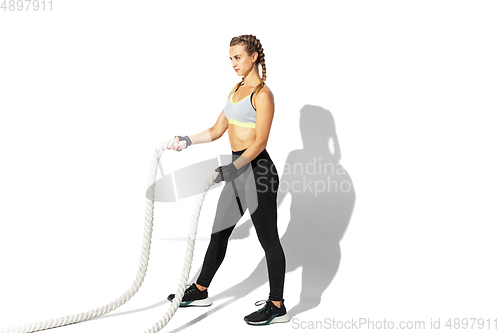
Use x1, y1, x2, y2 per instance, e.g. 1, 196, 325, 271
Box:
233, 89, 275, 170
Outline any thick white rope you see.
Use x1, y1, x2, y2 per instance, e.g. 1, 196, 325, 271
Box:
1, 139, 213, 333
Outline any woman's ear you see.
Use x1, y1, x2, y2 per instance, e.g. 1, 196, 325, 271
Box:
252, 52, 259, 63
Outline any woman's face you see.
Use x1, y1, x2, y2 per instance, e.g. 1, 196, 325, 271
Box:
229, 44, 256, 77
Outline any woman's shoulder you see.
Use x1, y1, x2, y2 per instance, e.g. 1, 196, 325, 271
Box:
254, 83, 273, 100
252, 83, 274, 110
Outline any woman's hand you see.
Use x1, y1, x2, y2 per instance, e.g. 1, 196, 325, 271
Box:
213, 163, 238, 184
167, 135, 192, 152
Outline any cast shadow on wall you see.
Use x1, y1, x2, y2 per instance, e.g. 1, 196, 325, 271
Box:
179, 104, 356, 330
99, 104, 356, 330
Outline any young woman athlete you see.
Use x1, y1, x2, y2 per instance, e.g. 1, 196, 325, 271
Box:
166, 34, 288, 326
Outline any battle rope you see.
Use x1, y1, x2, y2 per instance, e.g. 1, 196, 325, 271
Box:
1, 139, 214, 333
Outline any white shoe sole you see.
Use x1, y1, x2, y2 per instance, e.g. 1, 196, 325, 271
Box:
271, 313, 290, 324
246, 313, 290, 325
180, 297, 213, 307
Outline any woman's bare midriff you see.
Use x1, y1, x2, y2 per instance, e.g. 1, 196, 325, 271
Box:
228, 124, 256, 151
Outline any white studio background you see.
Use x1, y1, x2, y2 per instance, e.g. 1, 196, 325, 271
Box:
1, 1, 499, 332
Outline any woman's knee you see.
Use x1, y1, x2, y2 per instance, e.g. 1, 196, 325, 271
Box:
210, 226, 234, 242
256, 232, 282, 252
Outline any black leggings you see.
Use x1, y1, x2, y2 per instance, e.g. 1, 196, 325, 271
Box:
196, 148, 286, 301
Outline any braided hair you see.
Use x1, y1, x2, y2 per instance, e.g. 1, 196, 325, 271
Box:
229, 34, 267, 96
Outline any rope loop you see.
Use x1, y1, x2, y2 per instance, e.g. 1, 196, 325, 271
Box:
1, 138, 213, 333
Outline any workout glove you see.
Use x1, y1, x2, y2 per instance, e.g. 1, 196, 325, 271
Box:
168, 135, 192, 152
214, 163, 238, 184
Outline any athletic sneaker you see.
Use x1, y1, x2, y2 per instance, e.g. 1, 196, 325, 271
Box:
167, 283, 212, 307
244, 299, 290, 325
